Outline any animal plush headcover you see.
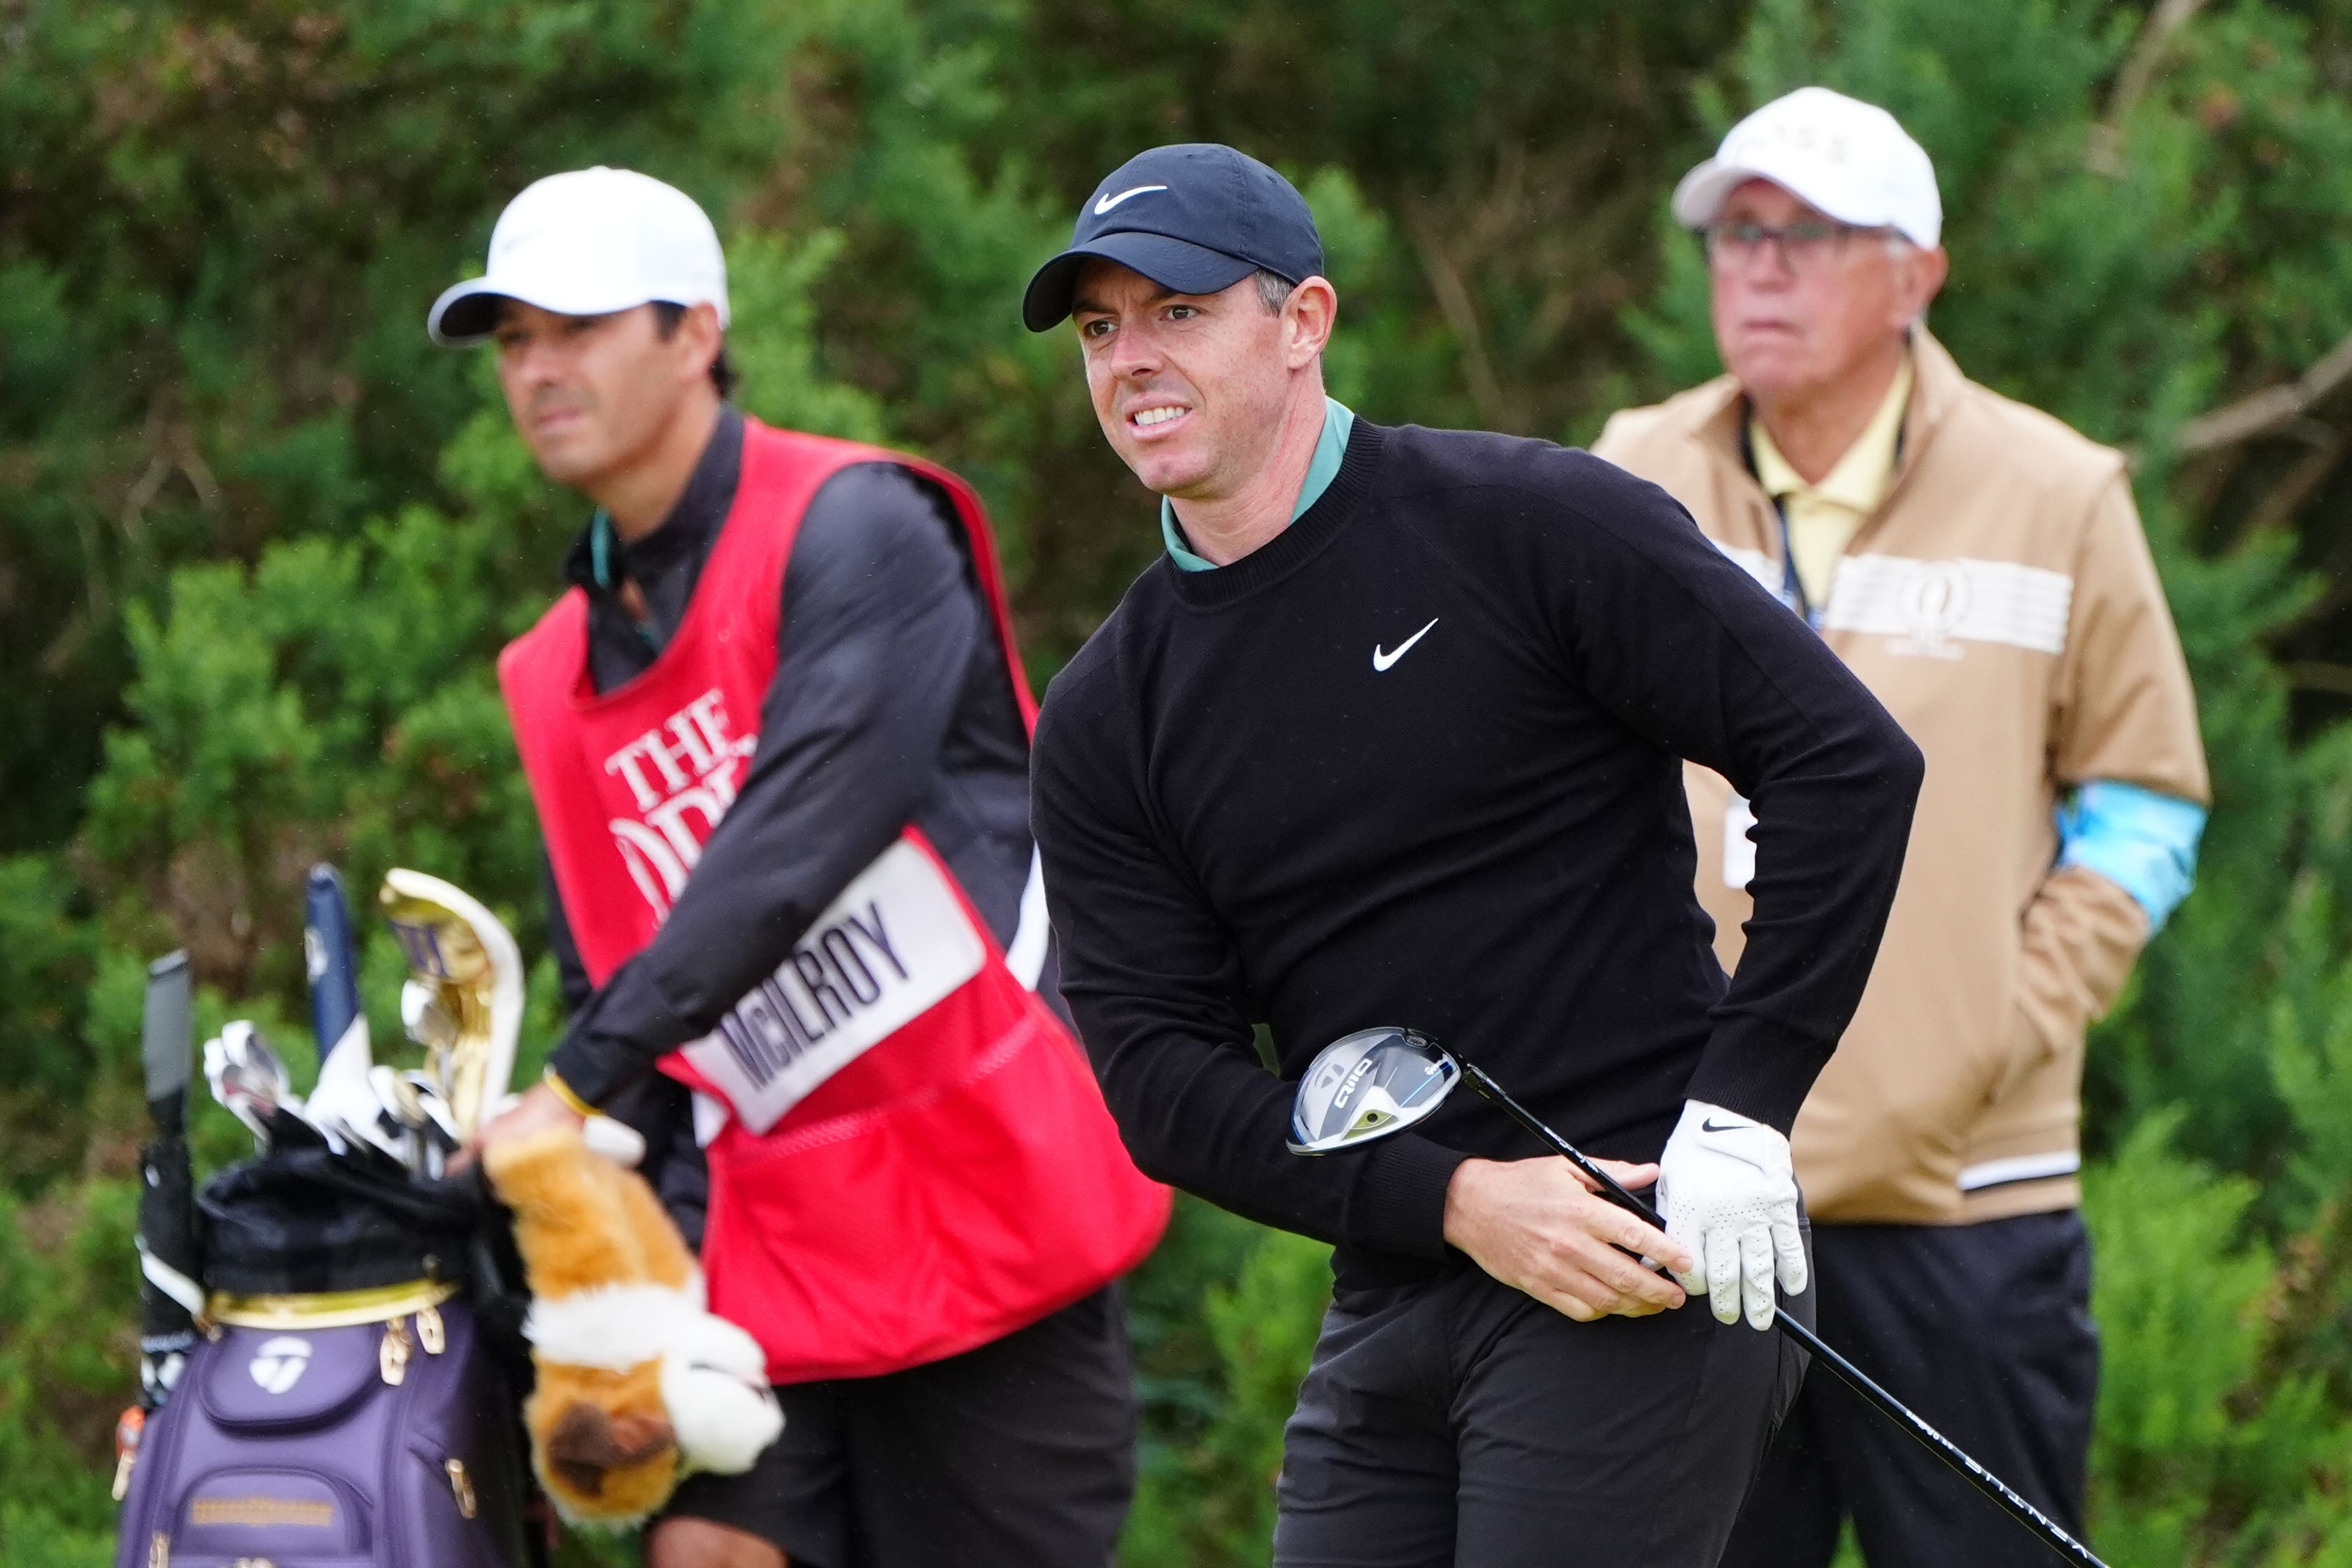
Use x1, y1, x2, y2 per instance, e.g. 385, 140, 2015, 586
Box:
483, 1126, 782, 1528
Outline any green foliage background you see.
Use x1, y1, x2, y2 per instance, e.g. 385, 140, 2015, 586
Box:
10, 1, 2352, 1562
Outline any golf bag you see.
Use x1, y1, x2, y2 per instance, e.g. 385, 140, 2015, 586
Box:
115, 1149, 534, 1568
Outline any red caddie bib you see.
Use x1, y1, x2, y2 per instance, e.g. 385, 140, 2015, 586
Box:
498, 418, 1168, 1382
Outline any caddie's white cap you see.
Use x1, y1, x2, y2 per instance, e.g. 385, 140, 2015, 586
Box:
1672, 86, 1942, 248
427, 167, 730, 346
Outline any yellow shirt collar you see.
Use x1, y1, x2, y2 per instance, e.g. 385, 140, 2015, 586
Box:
1750, 354, 1914, 515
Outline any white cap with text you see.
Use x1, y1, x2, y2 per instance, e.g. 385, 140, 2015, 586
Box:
1672, 86, 1942, 248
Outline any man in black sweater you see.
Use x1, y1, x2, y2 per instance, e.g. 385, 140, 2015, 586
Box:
1023, 144, 1924, 1566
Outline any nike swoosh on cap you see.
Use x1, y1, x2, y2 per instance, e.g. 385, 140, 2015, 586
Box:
1093, 184, 1168, 215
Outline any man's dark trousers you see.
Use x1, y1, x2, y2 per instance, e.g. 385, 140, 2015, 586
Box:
1719, 1211, 2098, 1568
1273, 1262, 1812, 1567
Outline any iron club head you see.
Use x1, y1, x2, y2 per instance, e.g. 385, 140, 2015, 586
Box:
204, 1020, 297, 1148
1288, 1027, 1461, 1154
398, 1072, 463, 1179
398, 978, 459, 1054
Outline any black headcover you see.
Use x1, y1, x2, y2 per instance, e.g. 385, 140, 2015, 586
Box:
197, 1149, 517, 1303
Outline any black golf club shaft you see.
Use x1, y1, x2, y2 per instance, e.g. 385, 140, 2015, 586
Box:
1454, 1061, 2110, 1568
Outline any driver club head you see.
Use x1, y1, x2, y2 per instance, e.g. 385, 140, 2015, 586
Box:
1288, 1027, 1461, 1154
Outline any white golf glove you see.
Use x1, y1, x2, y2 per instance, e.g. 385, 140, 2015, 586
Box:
1657, 1099, 1807, 1329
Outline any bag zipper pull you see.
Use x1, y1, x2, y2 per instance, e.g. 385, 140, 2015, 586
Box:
147, 1530, 169, 1568
380, 1316, 411, 1385
446, 1456, 478, 1518
416, 1302, 445, 1355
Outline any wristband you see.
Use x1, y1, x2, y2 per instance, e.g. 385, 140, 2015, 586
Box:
542, 1069, 597, 1120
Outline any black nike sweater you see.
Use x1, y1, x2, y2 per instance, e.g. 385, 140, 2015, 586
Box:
1030, 418, 1923, 1286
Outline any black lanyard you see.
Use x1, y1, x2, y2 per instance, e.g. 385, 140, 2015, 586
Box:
1767, 496, 1827, 631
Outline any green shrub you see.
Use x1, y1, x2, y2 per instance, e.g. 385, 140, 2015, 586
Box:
0, 1184, 140, 1551
2086, 1114, 2352, 1564
1124, 1203, 1332, 1568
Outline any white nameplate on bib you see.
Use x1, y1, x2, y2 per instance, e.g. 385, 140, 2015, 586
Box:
680, 840, 988, 1135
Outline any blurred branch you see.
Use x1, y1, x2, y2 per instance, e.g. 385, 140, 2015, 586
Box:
2088, 0, 2208, 174
2283, 663, 2352, 698
2240, 429, 2351, 541
1403, 206, 1509, 432
2178, 330, 2352, 455
2108, 0, 2210, 123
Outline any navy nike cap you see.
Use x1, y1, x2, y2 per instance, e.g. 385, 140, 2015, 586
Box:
1022, 144, 1325, 331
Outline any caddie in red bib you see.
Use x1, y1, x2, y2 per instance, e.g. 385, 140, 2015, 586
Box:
434, 167, 1166, 1568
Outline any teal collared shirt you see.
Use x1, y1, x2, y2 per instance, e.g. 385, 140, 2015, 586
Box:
1161, 398, 1357, 571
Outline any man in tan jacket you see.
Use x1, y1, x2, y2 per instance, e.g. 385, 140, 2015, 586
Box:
1595, 87, 2208, 1566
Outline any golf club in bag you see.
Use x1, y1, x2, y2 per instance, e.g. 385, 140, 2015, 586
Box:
303, 861, 425, 1165
308, 864, 370, 1083
117, 953, 203, 1499
1288, 1026, 2111, 1568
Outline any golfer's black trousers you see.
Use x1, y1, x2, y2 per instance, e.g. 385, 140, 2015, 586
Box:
1718, 1211, 2098, 1568
1274, 1262, 1811, 1567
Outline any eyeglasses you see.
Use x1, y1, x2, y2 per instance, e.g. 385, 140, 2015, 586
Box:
1704, 218, 1884, 277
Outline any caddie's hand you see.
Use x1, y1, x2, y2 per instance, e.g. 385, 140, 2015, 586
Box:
1657, 1099, 1805, 1330
451, 1080, 585, 1172
1442, 1156, 1691, 1322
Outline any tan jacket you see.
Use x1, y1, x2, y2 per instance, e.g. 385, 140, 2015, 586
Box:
1594, 332, 2208, 1225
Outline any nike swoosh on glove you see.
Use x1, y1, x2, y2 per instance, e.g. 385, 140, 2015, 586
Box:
1657, 1099, 1807, 1329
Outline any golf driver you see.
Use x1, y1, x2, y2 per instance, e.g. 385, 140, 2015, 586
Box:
1289, 1026, 2111, 1568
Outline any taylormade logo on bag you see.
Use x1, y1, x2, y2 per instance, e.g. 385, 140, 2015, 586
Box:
602, 688, 759, 918
680, 840, 987, 1134
248, 1336, 312, 1394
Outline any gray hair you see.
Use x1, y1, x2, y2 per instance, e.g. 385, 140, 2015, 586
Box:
1254, 269, 1297, 313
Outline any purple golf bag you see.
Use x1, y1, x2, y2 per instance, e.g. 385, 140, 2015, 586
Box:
116, 1149, 535, 1568
114, 1295, 529, 1568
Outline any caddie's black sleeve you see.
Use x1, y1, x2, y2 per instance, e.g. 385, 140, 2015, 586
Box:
548, 464, 980, 1103
543, 852, 593, 1015
1530, 459, 1924, 1131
